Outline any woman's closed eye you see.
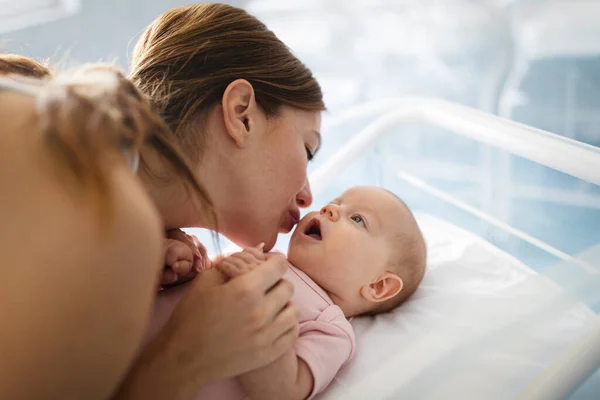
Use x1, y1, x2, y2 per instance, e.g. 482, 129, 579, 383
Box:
350, 214, 367, 228
305, 145, 314, 161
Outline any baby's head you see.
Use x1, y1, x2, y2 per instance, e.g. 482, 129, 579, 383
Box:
288, 186, 426, 317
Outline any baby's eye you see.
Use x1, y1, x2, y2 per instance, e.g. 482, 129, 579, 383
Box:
351, 214, 366, 227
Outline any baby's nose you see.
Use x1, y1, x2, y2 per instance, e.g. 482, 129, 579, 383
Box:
320, 204, 340, 221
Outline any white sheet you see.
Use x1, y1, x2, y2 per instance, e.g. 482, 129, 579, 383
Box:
317, 213, 598, 400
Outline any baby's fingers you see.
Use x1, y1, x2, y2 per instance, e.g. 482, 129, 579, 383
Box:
242, 244, 265, 262
216, 258, 249, 279
236, 251, 263, 267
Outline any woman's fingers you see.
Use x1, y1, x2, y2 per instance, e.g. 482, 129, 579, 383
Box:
144, 252, 299, 385
263, 279, 294, 320
269, 302, 300, 338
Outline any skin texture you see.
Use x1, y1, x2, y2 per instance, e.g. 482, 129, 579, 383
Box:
155, 81, 321, 284
118, 80, 321, 399
141, 80, 321, 250
117, 254, 300, 400
208, 187, 415, 400
125, 4, 326, 397
288, 186, 409, 317
0, 51, 320, 400
0, 91, 163, 400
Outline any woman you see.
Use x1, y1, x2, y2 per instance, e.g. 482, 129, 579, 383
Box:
0, 2, 324, 398
0, 65, 229, 399
0, 63, 299, 400
117, 3, 326, 399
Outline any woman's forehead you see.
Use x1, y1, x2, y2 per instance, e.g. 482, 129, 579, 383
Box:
283, 106, 321, 128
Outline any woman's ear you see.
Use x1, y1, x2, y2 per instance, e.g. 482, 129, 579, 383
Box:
360, 272, 403, 303
221, 79, 257, 148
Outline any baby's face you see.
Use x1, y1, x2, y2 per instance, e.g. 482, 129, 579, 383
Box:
288, 186, 407, 307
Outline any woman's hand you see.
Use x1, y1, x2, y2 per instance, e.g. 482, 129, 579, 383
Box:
115, 253, 299, 400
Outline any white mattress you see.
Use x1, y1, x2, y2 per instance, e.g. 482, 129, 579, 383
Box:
317, 213, 598, 400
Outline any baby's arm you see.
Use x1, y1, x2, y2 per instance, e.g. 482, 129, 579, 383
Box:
238, 350, 313, 400
215, 248, 313, 400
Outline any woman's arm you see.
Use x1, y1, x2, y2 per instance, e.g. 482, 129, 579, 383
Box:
114, 254, 300, 400
0, 93, 164, 399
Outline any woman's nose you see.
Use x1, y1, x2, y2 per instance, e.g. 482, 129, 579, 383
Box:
296, 180, 313, 208
320, 204, 340, 221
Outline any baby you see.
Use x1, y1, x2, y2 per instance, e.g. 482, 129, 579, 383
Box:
150, 186, 427, 400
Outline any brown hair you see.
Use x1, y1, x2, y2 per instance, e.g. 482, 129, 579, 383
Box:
129, 3, 325, 162
0, 54, 51, 78
0, 63, 213, 222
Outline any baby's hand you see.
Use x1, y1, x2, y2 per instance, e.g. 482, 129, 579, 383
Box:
161, 229, 210, 287
215, 244, 266, 280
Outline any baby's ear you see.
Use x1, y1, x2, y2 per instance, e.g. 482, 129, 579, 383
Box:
360, 272, 403, 303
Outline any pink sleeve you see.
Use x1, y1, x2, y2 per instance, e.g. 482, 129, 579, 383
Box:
294, 306, 355, 399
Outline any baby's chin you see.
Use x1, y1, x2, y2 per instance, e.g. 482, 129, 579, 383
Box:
286, 245, 325, 284
286, 241, 299, 262
286, 241, 307, 269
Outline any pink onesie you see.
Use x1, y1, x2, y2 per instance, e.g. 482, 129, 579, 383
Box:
147, 264, 355, 399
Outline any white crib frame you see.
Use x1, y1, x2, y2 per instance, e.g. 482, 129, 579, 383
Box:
0, 0, 79, 35
311, 96, 600, 399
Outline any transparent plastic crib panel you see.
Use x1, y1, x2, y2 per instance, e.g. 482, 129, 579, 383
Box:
186, 99, 600, 399
310, 100, 600, 275
305, 100, 600, 400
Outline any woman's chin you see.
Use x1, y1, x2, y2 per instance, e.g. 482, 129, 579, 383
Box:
230, 229, 277, 252
261, 234, 277, 252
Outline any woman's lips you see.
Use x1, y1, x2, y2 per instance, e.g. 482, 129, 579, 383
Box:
280, 209, 300, 233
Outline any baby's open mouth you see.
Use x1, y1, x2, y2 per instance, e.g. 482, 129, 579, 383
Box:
304, 218, 322, 241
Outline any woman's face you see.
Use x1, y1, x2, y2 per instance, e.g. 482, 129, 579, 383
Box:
217, 106, 322, 251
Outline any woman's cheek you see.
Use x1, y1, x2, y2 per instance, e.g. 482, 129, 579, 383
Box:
294, 150, 309, 188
